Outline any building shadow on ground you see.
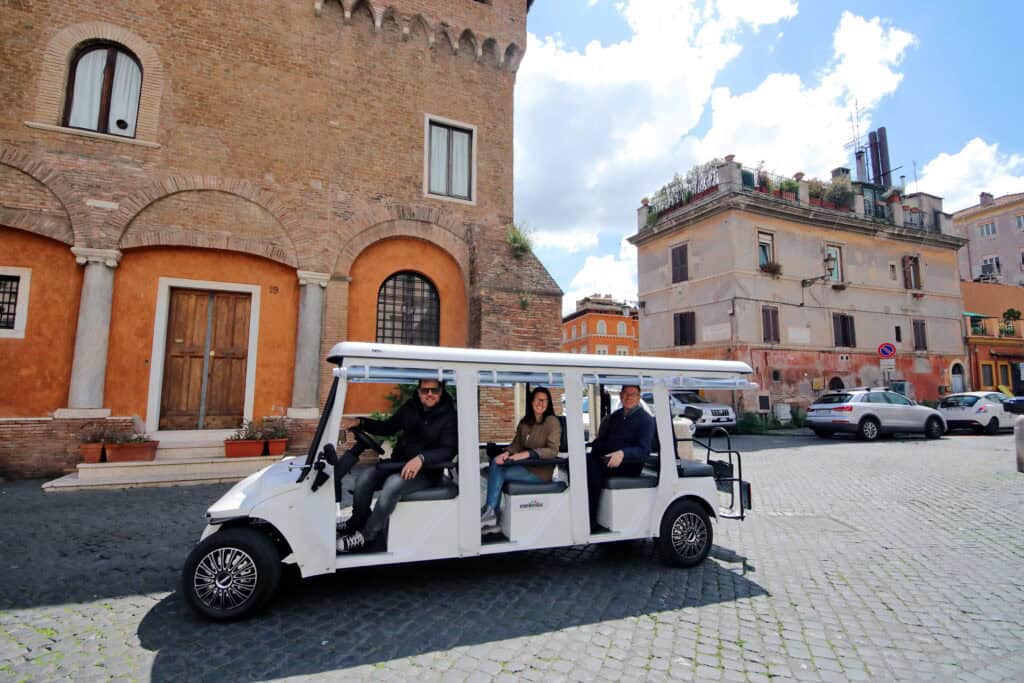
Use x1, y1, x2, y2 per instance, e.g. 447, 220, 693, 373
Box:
138, 540, 767, 681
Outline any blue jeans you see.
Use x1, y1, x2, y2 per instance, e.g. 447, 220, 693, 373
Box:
486, 463, 542, 512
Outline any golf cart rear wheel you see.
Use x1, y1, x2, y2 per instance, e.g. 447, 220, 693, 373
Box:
182, 527, 281, 621
658, 499, 712, 568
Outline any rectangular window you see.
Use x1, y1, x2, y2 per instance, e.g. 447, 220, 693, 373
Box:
981, 255, 1001, 276
902, 255, 922, 289
427, 120, 473, 201
761, 306, 780, 343
825, 244, 843, 282
674, 311, 696, 346
1017, 215, 1024, 230
999, 363, 1011, 387
595, 345, 608, 355
757, 232, 774, 267
979, 222, 997, 237
912, 319, 927, 351
981, 362, 995, 388
0, 268, 31, 339
832, 313, 856, 348
889, 263, 898, 281
616, 346, 629, 356
671, 244, 689, 283
895, 325, 902, 343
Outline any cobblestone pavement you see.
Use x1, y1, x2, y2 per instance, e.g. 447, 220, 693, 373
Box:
1, 433, 1022, 682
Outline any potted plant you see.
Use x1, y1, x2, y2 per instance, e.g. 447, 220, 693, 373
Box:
78, 424, 110, 464
825, 177, 853, 211
807, 178, 826, 206
105, 432, 159, 462
225, 420, 264, 458
779, 178, 799, 201
262, 419, 289, 456
759, 261, 783, 277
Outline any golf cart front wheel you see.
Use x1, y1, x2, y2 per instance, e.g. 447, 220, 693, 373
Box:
182, 526, 281, 621
658, 499, 713, 568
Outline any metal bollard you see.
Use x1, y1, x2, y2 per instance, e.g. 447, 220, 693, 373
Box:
1015, 415, 1024, 473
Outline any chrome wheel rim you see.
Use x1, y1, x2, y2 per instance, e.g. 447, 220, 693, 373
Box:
670, 512, 707, 559
193, 546, 258, 611
863, 421, 878, 439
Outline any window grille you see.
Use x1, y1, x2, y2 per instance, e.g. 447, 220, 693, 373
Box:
0, 276, 19, 330
376, 271, 440, 346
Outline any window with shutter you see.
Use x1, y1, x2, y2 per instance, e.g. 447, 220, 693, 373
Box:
833, 313, 856, 347
912, 319, 927, 350
762, 306, 780, 343
674, 311, 695, 346
903, 255, 922, 289
671, 244, 688, 283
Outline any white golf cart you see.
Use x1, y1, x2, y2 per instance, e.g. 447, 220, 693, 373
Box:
182, 343, 755, 620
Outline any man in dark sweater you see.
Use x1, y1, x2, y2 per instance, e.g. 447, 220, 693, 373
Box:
586, 384, 655, 530
336, 379, 458, 552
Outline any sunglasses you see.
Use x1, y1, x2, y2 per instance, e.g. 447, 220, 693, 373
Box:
418, 386, 442, 395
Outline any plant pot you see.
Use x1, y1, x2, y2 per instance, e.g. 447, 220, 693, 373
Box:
265, 438, 288, 456
783, 191, 796, 201
80, 442, 104, 464
105, 441, 158, 462
225, 439, 265, 458
810, 197, 823, 207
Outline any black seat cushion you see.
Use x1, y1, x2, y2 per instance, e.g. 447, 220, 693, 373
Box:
605, 475, 658, 490
503, 480, 568, 495
678, 461, 714, 478
400, 479, 458, 502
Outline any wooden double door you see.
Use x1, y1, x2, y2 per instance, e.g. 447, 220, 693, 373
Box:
159, 288, 251, 430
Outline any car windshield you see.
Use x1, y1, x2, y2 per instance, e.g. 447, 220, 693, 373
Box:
939, 395, 979, 407
672, 392, 709, 404
815, 393, 852, 404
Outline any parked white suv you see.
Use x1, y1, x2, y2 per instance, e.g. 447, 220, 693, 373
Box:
642, 391, 737, 434
807, 388, 945, 440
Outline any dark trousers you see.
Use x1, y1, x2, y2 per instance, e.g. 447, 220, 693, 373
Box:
585, 453, 644, 524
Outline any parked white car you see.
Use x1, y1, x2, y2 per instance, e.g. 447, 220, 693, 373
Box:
938, 392, 1014, 434
578, 394, 697, 440
643, 391, 737, 433
807, 388, 946, 440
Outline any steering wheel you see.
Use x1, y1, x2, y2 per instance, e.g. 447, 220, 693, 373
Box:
350, 428, 385, 456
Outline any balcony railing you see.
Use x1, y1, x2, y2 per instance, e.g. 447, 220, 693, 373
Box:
969, 318, 1024, 339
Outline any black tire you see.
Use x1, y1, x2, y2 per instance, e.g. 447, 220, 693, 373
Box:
182, 526, 281, 621
811, 428, 832, 439
857, 417, 881, 441
657, 499, 713, 568
924, 416, 945, 439
984, 418, 999, 436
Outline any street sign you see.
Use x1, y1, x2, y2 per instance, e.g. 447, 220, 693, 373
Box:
880, 358, 896, 369
877, 343, 896, 358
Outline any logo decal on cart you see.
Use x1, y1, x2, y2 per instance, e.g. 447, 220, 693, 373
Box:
518, 500, 544, 510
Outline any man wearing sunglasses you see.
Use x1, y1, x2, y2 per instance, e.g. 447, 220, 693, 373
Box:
336, 379, 458, 552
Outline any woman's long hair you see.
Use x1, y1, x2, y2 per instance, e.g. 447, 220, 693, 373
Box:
524, 386, 556, 425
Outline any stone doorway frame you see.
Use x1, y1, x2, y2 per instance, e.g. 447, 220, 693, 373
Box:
145, 277, 261, 444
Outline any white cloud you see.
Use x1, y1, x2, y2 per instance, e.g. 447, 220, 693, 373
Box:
532, 228, 600, 253
912, 138, 1024, 212
561, 238, 638, 315
692, 12, 916, 177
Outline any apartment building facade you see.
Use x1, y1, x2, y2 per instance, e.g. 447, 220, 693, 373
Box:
630, 158, 967, 410
0, 0, 559, 478
953, 192, 1024, 284
960, 281, 1024, 393
561, 294, 639, 356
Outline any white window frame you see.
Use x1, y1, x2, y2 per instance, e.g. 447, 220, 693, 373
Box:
757, 231, 775, 266
0, 266, 31, 339
981, 255, 1001, 275
615, 345, 629, 356
979, 222, 997, 238
423, 114, 477, 206
1017, 215, 1024, 230
581, 321, 587, 336
617, 320, 627, 336
825, 244, 844, 282
596, 320, 607, 335
595, 345, 609, 355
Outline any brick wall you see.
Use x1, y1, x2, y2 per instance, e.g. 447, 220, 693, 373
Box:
0, 417, 134, 480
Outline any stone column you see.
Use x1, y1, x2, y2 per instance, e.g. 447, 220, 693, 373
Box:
717, 159, 742, 192
288, 270, 330, 418
853, 194, 866, 217
56, 247, 121, 418
890, 201, 905, 228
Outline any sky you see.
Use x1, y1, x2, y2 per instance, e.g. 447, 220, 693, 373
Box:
514, 0, 1024, 314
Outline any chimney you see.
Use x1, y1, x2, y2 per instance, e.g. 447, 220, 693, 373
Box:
980, 192, 994, 206
868, 131, 882, 185
855, 149, 867, 182
831, 167, 851, 182
878, 127, 892, 187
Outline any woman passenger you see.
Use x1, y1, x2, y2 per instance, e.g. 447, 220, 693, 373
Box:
481, 386, 562, 533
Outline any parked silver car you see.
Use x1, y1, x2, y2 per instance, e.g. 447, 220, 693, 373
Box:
807, 388, 945, 440
938, 392, 1014, 434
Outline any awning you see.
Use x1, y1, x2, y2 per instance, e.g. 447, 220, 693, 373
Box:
963, 311, 994, 318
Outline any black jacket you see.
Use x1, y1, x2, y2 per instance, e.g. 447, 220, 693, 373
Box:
358, 394, 458, 466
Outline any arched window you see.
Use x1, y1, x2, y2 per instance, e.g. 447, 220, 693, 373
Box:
64, 42, 142, 138
617, 321, 627, 336
596, 320, 607, 335
376, 271, 440, 345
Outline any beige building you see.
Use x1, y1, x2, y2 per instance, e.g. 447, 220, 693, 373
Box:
953, 192, 1024, 284
630, 158, 967, 410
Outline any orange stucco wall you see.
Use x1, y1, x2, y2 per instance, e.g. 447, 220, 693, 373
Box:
105, 247, 298, 422
345, 237, 468, 413
0, 227, 81, 417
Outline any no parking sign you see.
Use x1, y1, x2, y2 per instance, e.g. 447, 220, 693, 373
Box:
878, 342, 896, 358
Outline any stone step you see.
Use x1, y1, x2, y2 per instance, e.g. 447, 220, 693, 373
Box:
76, 455, 279, 481
42, 470, 249, 492
156, 445, 225, 460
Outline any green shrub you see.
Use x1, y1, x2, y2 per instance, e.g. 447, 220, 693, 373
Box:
790, 407, 807, 427
506, 223, 533, 259
735, 412, 768, 434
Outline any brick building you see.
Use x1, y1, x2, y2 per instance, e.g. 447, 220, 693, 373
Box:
561, 294, 638, 356
630, 156, 967, 411
0, 0, 560, 479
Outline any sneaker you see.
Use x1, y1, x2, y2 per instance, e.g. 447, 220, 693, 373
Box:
480, 506, 497, 528
337, 530, 365, 553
